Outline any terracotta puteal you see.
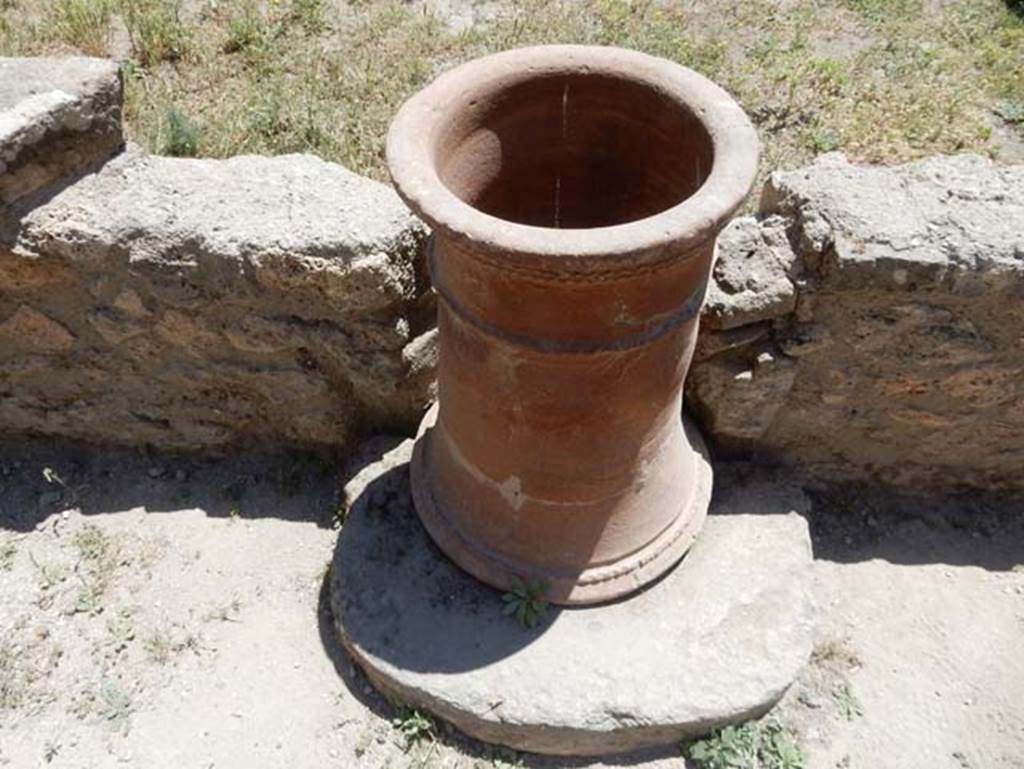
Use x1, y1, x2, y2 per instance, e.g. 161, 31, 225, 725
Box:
387, 45, 758, 605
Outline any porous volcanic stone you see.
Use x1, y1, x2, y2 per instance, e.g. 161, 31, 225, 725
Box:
0, 57, 122, 204
330, 439, 815, 756
0, 146, 433, 450
703, 215, 798, 330
689, 153, 1024, 491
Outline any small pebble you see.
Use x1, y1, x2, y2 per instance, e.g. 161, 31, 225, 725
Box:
148, 466, 165, 478
798, 692, 823, 709
175, 469, 188, 482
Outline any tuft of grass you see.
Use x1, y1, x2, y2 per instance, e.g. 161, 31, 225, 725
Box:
841, 0, 921, 23
222, 1, 275, 57
71, 524, 121, 615
685, 718, 805, 769
286, 0, 326, 35
501, 575, 549, 629
120, 0, 187, 66
47, 0, 113, 56
74, 524, 112, 565
2, 0, 1023, 186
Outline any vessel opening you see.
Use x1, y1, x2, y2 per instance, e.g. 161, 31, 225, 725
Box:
436, 72, 715, 230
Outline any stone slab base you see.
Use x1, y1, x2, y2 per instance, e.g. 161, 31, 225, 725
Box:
330, 439, 815, 756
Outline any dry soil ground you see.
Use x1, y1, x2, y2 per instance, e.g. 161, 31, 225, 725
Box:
1, 439, 1022, 769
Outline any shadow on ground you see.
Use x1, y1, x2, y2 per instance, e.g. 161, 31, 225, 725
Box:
713, 460, 1024, 571
0, 435, 343, 532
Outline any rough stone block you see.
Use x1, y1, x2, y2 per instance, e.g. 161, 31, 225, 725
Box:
704, 215, 798, 330
690, 153, 1024, 491
1, 146, 433, 451
0, 57, 123, 205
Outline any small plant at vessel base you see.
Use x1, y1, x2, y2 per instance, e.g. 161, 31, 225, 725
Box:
502, 576, 549, 628
833, 682, 863, 721
391, 705, 435, 749
684, 718, 805, 769
483, 745, 525, 768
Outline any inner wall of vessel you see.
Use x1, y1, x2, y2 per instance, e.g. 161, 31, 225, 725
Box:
435, 71, 715, 229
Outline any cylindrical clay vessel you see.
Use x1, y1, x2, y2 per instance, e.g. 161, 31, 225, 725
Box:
388, 45, 758, 605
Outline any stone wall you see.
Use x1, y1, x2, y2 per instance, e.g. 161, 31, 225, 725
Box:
3, 56, 1023, 492
688, 153, 1024, 492
1, 57, 435, 452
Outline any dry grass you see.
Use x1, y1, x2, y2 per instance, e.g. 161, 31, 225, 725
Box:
1, 0, 1021, 188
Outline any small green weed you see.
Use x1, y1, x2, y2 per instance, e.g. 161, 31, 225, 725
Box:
833, 682, 863, 721
0, 539, 16, 571
143, 627, 201, 664
392, 704, 436, 749
160, 106, 200, 157
104, 609, 136, 654
42, 739, 60, 763
685, 719, 805, 769
74, 524, 114, 565
71, 524, 122, 615
30, 552, 67, 592
70, 678, 136, 732
223, 1, 275, 56
501, 576, 549, 629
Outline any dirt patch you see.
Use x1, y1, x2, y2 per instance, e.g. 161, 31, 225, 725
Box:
1, 442, 1022, 768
